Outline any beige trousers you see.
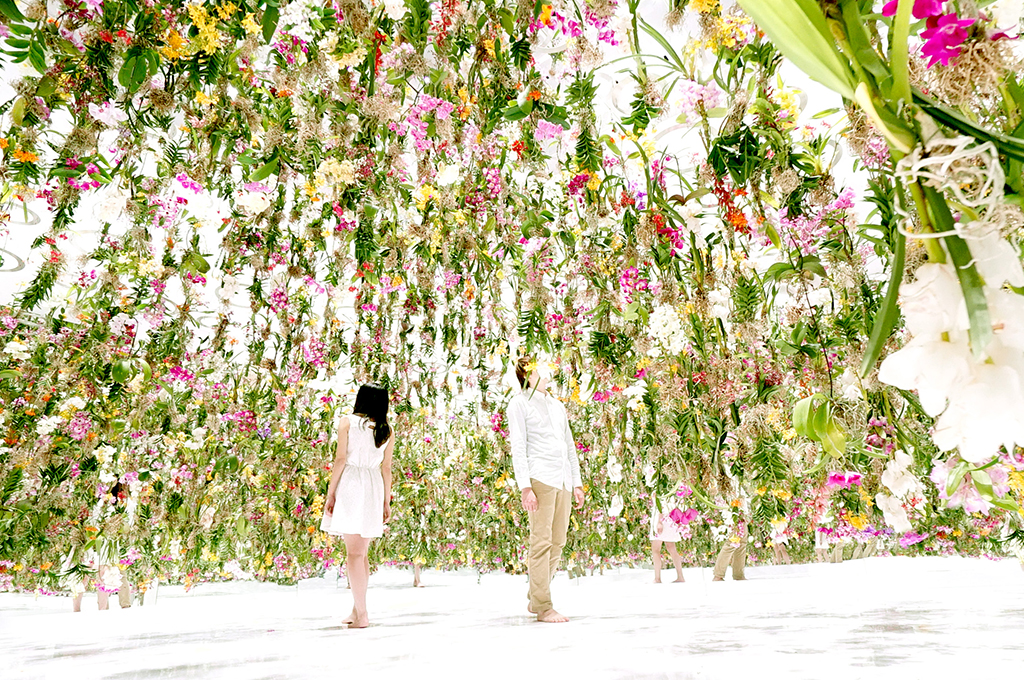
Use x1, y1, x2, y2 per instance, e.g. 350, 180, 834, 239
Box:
713, 541, 747, 580
527, 479, 571, 613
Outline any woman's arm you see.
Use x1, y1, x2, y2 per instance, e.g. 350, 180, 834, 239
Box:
325, 417, 350, 513
382, 432, 396, 522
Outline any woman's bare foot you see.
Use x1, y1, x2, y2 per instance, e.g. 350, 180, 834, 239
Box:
537, 609, 569, 623
346, 615, 369, 629
653, 577, 662, 584
673, 578, 685, 583
342, 608, 358, 625
413, 579, 422, 588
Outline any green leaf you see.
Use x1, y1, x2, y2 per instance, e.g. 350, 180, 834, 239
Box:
118, 56, 138, 89
736, 0, 856, 100
822, 418, 846, 458
262, 6, 280, 43
945, 460, 970, 498
799, 255, 827, 278
501, 104, 529, 121
111, 360, 132, 384
922, 184, 992, 356
10, 96, 25, 126
860, 228, 905, 377
0, 369, 20, 381
793, 394, 817, 438
991, 496, 1020, 513
889, 0, 913, 104
498, 8, 514, 35
0, 0, 25, 20
915, 91, 1024, 163
249, 157, 280, 182
639, 18, 686, 73
811, 399, 830, 441
36, 75, 56, 98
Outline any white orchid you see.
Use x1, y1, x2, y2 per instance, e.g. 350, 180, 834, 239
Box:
608, 493, 624, 518
606, 456, 623, 483
2, 340, 30, 361
235, 189, 271, 215
875, 493, 913, 533
435, 162, 461, 186
88, 101, 127, 126
931, 363, 1024, 463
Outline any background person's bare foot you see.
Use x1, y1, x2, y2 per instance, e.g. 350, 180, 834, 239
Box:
537, 609, 569, 623
673, 578, 685, 583
653, 577, 662, 584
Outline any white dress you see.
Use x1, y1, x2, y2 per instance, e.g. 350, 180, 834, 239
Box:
649, 501, 682, 543
320, 415, 386, 538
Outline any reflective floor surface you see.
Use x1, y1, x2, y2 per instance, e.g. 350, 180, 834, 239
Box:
2, 555, 1022, 679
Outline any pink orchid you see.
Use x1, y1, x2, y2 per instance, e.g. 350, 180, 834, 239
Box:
920, 13, 976, 68
882, 0, 945, 20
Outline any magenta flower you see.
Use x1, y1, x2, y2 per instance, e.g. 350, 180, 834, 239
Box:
882, 0, 945, 20
920, 14, 976, 67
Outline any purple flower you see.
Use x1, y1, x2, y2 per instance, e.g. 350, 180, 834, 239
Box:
882, 0, 945, 19
920, 14, 976, 68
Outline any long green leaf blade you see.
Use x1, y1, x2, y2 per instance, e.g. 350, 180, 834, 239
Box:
737, 0, 856, 99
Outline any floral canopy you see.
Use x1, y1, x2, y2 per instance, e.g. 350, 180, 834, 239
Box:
1, 0, 1023, 590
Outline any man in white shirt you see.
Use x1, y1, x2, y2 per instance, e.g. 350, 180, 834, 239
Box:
508, 357, 585, 623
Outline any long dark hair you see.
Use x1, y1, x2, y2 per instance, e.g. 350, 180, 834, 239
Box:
352, 383, 391, 448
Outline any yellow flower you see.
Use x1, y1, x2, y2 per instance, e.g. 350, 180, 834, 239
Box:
690, 0, 720, 13
162, 30, 187, 60
194, 91, 214, 107
414, 184, 438, 211
216, 2, 237, 20
241, 12, 260, 35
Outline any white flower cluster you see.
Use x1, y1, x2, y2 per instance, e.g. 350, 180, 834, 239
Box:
879, 261, 1024, 464
881, 138, 1024, 465
874, 450, 924, 533
278, 0, 317, 42
648, 304, 688, 355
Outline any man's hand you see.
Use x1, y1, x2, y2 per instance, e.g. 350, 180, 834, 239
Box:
573, 486, 585, 509
521, 488, 538, 512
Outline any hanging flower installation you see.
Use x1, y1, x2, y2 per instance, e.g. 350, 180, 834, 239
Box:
0, 0, 1022, 595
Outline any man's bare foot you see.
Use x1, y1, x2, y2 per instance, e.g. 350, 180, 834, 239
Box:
673, 578, 685, 583
712, 576, 724, 581
537, 609, 569, 623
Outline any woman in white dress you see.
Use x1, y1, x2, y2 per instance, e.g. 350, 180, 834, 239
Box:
321, 384, 395, 628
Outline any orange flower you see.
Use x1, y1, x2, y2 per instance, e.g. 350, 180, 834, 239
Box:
526, 89, 542, 102
0, 138, 8, 149
13, 149, 39, 163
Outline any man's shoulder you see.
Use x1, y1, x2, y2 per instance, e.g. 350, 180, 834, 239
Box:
508, 392, 528, 407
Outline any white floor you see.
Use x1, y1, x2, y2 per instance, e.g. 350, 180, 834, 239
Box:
2, 556, 1022, 679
